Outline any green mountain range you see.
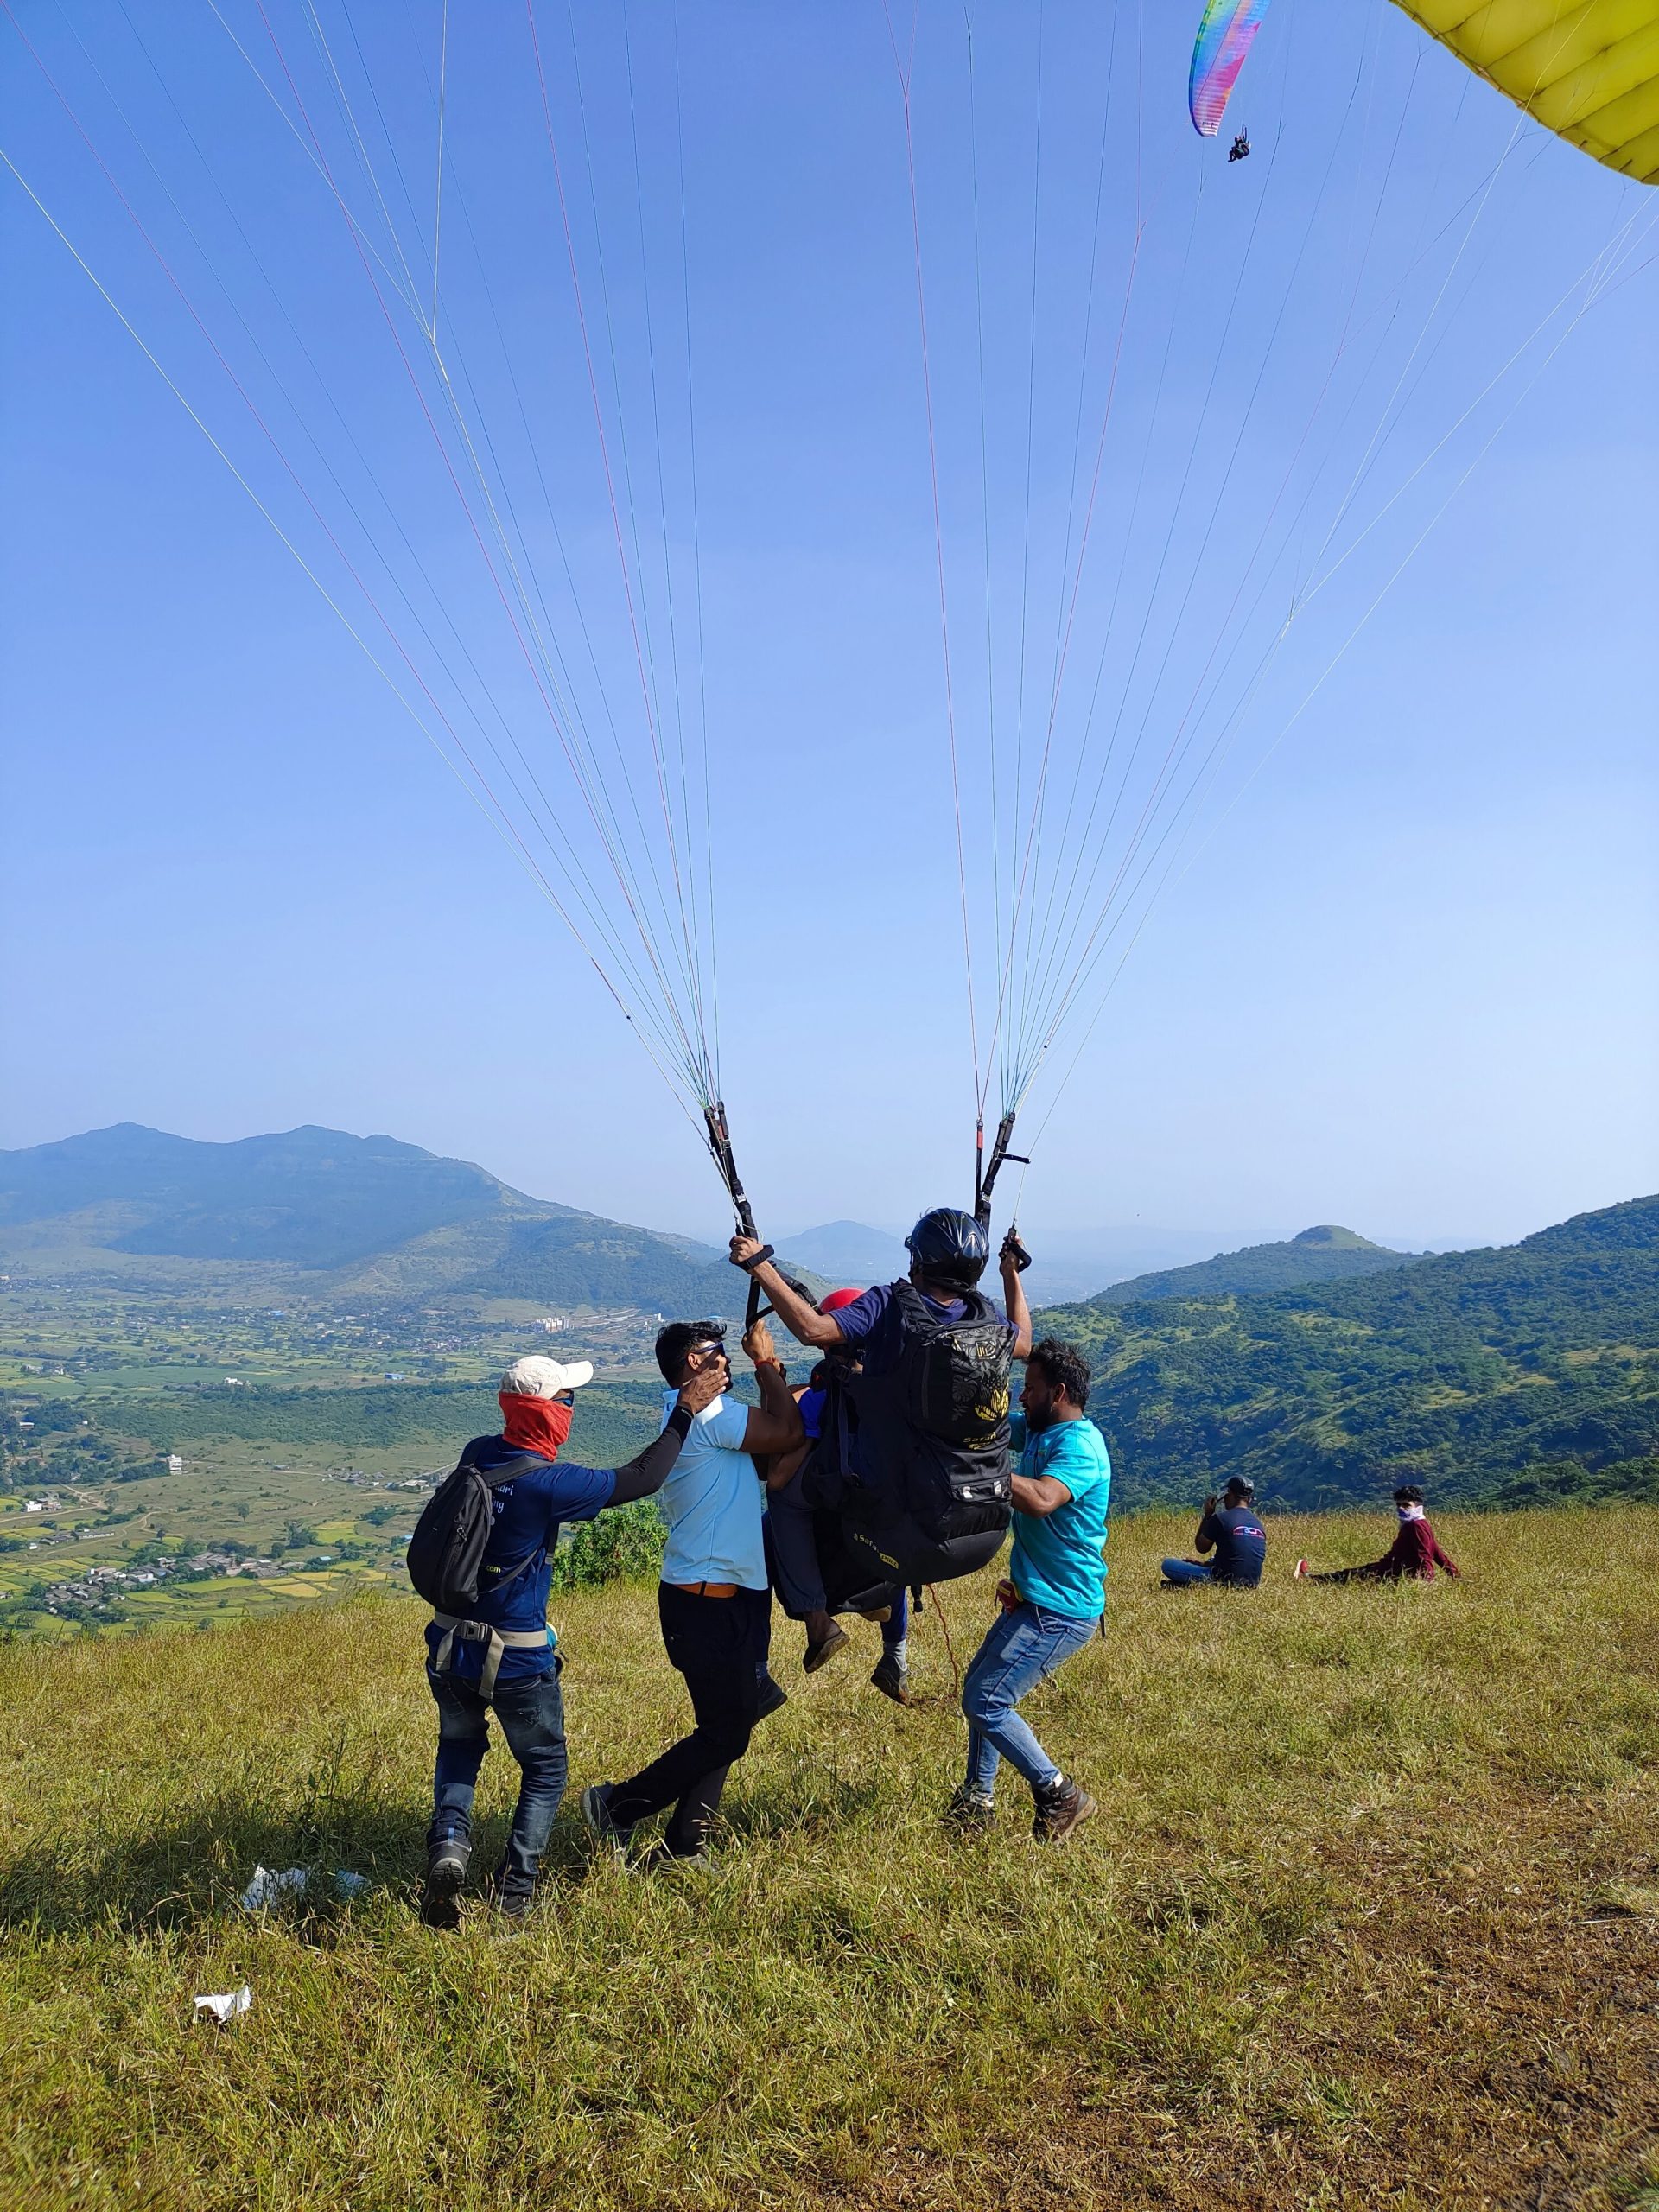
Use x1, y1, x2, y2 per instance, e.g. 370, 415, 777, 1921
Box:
1087, 1223, 1421, 1306
0, 1123, 741, 1313
6, 1123, 1655, 1518
1035, 1195, 1659, 1511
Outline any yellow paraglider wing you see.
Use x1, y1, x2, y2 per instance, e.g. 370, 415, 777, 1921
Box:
1389, 0, 1659, 183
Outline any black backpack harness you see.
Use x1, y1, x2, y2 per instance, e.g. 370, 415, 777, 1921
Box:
407, 1440, 551, 1700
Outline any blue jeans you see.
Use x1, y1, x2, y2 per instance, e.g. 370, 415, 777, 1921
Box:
427, 1658, 567, 1899
961, 1601, 1097, 1796
1160, 1558, 1215, 1586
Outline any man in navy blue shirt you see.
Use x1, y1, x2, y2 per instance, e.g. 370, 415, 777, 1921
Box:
1160, 1477, 1268, 1588
422, 1351, 721, 1927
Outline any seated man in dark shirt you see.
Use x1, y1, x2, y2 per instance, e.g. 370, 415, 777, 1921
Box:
1160, 1477, 1267, 1588
420, 1351, 721, 1927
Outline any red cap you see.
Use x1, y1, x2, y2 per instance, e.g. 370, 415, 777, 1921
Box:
818, 1287, 863, 1314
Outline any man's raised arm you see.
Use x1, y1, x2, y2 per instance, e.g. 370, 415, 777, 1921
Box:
1000, 1232, 1034, 1359
608, 1363, 725, 1503
736, 1319, 806, 1456
729, 1235, 845, 1349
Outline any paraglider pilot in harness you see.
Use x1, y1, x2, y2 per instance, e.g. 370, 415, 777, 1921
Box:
764, 1288, 918, 1700
729, 1207, 1034, 1605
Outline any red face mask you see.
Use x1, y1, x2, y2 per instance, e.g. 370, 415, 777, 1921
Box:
499, 1392, 573, 1459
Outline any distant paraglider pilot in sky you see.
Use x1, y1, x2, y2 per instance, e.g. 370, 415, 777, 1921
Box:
1228, 128, 1250, 161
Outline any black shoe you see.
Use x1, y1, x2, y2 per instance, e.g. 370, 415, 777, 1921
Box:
491, 1880, 535, 1929
755, 1672, 789, 1720
870, 1652, 911, 1706
420, 1833, 470, 1928
580, 1782, 633, 1855
1031, 1774, 1097, 1844
943, 1786, 995, 1834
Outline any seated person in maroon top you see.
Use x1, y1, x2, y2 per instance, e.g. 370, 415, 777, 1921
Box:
1294, 1484, 1460, 1584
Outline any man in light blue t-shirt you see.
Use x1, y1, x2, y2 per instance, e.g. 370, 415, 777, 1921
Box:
582, 1314, 802, 1866
948, 1338, 1109, 1845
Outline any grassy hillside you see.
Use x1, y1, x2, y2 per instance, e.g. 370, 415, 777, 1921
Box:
1089, 1224, 1421, 1306
1039, 1194, 1659, 1510
2, 1509, 1655, 2211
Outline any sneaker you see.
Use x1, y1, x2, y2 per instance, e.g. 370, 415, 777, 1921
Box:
943, 1786, 995, 1834
803, 1622, 851, 1674
654, 1844, 716, 1875
491, 1881, 535, 1929
855, 1604, 892, 1625
580, 1782, 633, 1855
1031, 1774, 1097, 1844
870, 1651, 912, 1706
1293, 1558, 1309, 1580
419, 1834, 470, 1929
755, 1672, 789, 1720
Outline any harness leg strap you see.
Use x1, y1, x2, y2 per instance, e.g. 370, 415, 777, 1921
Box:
430, 1614, 548, 1704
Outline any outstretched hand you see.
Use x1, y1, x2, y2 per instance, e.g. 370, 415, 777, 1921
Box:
729, 1234, 766, 1271
676, 1363, 726, 1417
1000, 1228, 1032, 1274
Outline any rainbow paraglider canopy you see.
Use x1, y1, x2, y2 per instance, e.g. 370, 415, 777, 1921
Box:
1189, 0, 1274, 137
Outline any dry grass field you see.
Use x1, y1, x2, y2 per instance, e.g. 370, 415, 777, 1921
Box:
2, 1506, 1656, 2211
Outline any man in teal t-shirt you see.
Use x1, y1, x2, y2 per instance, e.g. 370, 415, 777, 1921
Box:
947, 1338, 1109, 1845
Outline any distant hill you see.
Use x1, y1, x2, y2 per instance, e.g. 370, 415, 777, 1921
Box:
1037, 1195, 1659, 1510
774, 1221, 909, 1287
0, 1124, 743, 1313
1088, 1224, 1422, 1306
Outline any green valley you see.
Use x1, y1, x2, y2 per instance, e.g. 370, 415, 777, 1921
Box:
1034, 1194, 1659, 1510
3, 1121, 1656, 1639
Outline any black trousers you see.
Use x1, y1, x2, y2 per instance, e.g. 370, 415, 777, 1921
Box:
608, 1583, 771, 1854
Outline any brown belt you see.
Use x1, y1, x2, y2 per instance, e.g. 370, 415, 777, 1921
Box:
668, 1580, 739, 1599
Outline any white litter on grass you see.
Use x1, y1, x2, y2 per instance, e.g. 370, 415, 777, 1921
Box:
193, 1986, 251, 2026
333, 1871, 369, 1898
240, 1865, 307, 1910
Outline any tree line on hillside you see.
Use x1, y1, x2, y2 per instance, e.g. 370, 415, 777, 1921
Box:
7, 1196, 1653, 1516
92, 1377, 664, 1466
1037, 1195, 1659, 1510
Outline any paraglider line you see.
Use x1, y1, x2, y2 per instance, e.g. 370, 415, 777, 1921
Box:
881, 0, 982, 1112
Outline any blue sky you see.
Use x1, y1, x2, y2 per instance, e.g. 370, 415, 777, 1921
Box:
3, 0, 1655, 1253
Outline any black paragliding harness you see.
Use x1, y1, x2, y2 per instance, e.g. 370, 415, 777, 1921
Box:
702, 1098, 1032, 1624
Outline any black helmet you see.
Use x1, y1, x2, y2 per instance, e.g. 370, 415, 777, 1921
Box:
905, 1206, 989, 1290
1224, 1477, 1256, 1502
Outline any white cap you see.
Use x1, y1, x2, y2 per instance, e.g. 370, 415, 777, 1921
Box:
499, 1353, 595, 1397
